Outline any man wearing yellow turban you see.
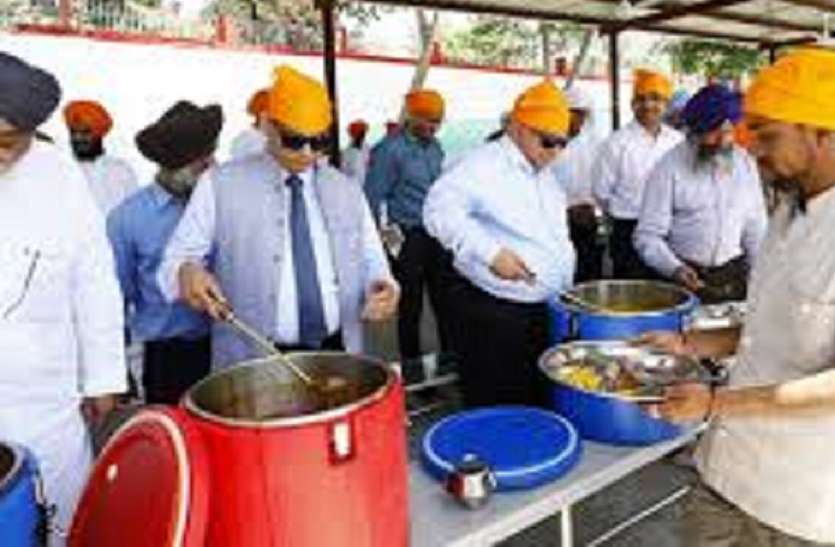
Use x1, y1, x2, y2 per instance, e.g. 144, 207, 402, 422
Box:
639, 48, 835, 546
63, 99, 138, 215
230, 88, 269, 159
365, 87, 451, 369
592, 68, 682, 278
424, 79, 575, 406
159, 65, 399, 367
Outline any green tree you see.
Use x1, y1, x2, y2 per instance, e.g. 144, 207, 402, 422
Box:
662, 39, 765, 80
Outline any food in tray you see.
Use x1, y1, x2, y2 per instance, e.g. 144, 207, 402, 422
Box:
555, 355, 642, 396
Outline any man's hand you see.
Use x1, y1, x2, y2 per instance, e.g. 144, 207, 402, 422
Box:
631, 330, 691, 356
81, 395, 117, 427
178, 262, 229, 320
490, 248, 535, 283
362, 279, 400, 322
673, 265, 705, 292
568, 204, 597, 228
643, 383, 713, 423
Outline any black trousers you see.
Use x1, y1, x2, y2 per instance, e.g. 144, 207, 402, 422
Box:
392, 227, 453, 360
447, 272, 550, 408
143, 336, 211, 404
609, 218, 652, 279
570, 217, 604, 283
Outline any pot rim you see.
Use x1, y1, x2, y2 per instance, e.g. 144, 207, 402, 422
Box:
560, 280, 697, 318
183, 351, 398, 429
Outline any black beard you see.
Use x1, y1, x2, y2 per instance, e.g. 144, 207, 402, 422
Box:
71, 139, 104, 161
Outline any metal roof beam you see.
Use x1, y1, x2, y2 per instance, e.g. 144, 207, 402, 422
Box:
609, 0, 752, 30
364, 0, 611, 25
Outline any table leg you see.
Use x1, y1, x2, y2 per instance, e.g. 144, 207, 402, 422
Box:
561, 504, 573, 547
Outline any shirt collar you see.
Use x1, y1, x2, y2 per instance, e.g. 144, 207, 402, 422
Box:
499, 134, 538, 178
149, 183, 178, 209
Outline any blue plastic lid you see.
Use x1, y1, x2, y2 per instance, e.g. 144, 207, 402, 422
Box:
421, 406, 582, 491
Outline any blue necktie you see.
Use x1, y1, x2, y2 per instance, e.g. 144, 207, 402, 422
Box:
286, 174, 327, 347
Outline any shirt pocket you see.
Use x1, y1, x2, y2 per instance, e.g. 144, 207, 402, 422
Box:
4, 241, 73, 324
672, 175, 714, 216
783, 280, 835, 372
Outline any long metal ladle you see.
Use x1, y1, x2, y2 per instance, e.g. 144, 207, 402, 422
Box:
219, 307, 315, 387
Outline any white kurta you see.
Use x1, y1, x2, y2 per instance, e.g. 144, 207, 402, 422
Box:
696, 187, 835, 542
0, 141, 126, 545
634, 143, 768, 277
78, 154, 138, 216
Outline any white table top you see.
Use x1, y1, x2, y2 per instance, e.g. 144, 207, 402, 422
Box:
409, 427, 702, 547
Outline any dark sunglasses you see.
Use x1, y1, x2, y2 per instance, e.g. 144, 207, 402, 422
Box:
279, 132, 330, 152
538, 133, 567, 150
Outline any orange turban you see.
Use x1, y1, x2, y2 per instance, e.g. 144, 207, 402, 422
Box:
247, 89, 269, 117
348, 119, 368, 139
745, 48, 835, 131
511, 79, 569, 136
633, 69, 673, 99
63, 100, 112, 138
268, 65, 332, 136
405, 89, 445, 120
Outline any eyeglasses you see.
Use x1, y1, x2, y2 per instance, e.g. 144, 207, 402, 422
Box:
279, 132, 330, 152
538, 133, 567, 150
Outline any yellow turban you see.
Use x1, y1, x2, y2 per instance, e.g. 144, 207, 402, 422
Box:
405, 89, 445, 120
511, 79, 569, 136
633, 69, 673, 99
745, 48, 835, 131
63, 100, 112, 138
247, 89, 269, 117
268, 65, 332, 135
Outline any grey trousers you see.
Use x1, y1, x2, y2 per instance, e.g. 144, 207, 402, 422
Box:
684, 482, 834, 547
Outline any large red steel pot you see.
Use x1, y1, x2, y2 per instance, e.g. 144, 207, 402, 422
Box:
182, 352, 409, 547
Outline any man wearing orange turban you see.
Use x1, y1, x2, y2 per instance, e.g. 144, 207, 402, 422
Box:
592, 68, 682, 279
341, 119, 370, 184
63, 99, 138, 215
159, 65, 398, 367
424, 79, 575, 406
230, 88, 269, 159
365, 88, 451, 368
639, 48, 835, 547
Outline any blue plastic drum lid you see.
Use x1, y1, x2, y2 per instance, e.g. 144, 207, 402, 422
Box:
421, 407, 582, 491
0, 441, 39, 547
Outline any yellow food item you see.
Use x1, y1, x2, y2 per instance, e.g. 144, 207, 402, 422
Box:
557, 365, 604, 391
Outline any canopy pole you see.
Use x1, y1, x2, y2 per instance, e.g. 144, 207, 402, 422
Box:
319, 0, 341, 167
608, 31, 621, 131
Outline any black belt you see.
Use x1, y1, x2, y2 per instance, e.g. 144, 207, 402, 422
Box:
274, 330, 344, 353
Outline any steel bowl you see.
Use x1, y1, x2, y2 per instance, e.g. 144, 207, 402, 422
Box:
539, 341, 702, 445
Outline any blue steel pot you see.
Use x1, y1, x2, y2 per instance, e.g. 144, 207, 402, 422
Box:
549, 280, 698, 343
539, 342, 682, 445
0, 441, 39, 547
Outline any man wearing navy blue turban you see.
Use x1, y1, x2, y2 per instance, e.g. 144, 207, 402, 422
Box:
0, 53, 126, 545
634, 84, 768, 303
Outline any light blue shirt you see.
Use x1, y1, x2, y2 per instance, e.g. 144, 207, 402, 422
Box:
364, 131, 444, 227
107, 184, 210, 342
634, 142, 768, 277
424, 136, 576, 303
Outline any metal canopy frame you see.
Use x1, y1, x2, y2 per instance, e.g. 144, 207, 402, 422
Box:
317, 0, 835, 152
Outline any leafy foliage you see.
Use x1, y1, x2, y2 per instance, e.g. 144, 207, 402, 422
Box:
662, 39, 764, 80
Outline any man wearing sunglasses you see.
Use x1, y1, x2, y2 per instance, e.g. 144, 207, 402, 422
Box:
424, 79, 575, 407
159, 65, 398, 369
593, 69, 683, 279
634, 84, 767, 304
0, 53, 127, 546
365, 89, 453, 370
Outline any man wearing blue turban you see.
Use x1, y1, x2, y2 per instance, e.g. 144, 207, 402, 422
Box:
634, 84, 768, 303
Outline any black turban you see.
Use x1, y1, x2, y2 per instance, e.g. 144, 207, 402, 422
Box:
0, 52, 61, 131
136, 101, 223, 170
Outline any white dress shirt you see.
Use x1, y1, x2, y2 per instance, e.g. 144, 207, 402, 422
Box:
0, 140, 126, 544
424, 136, 575, 303
158, 165, 346, 345
553, 128, 603, 207
78, 154, 138, 216
634, 143, 768, 277
229, 127, 267, 160
341, 144, 370, 185
696, 186, 835, 542
592, 120, 682, 219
